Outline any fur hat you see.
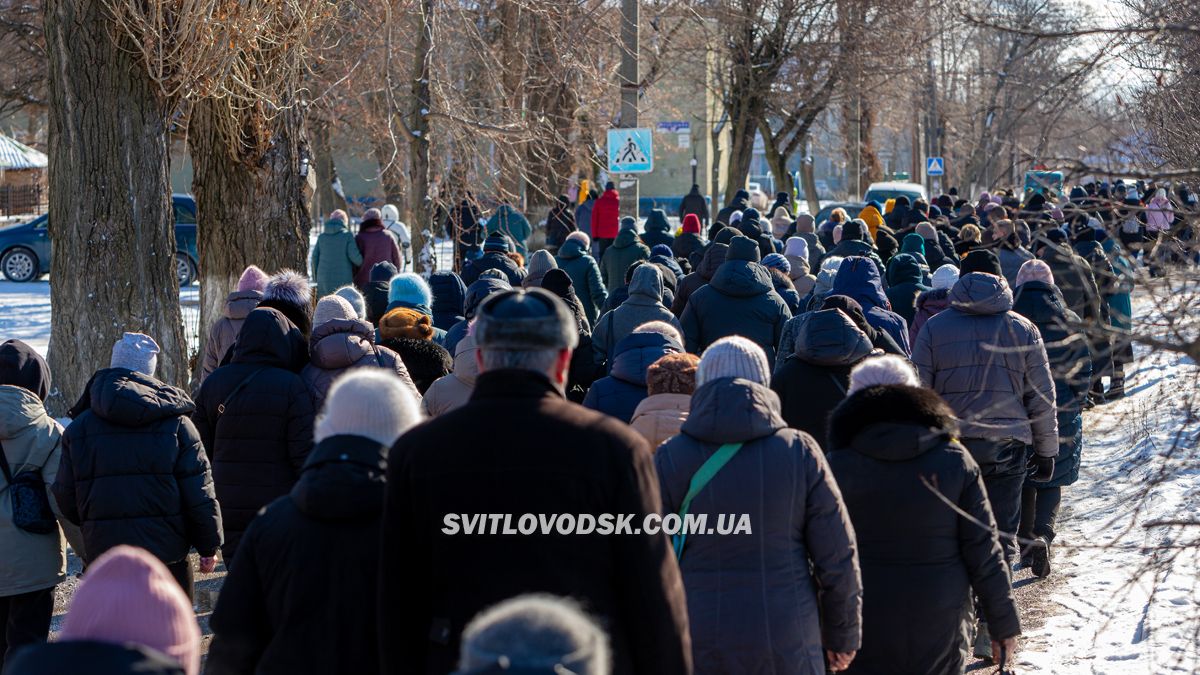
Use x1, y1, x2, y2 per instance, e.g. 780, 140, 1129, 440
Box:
380, 337, 452, 394
697, 336, 770, 387
761, 253, 790, 274
236, 265, 270, 293
264, 269, 313, 309
632, 320, 683, 346
388, 273, 434, 316
61, 546, 201, 675
829, 384, 958, 450
931, 264, 960, 290
565, 231, 591, 248
1015, 259, 1054, 287
314, 369, 423, 447
647, 352, 700, 396
848, 355, 920, 394
379, 307, 434, 341
313, 295, 356, 328
110, 332, 159, 376
333, 285, 367, 319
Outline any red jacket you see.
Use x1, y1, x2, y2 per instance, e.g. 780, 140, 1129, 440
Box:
592, 189, 620, 239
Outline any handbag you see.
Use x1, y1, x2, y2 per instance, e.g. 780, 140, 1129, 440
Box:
671, 442, 743, 560
216, 369, 267, 419
0, 439, 57, 535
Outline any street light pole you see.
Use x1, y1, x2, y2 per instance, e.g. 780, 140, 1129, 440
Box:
618, 0, 640, 220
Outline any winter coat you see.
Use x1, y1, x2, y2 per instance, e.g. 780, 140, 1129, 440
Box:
600, 229, 651, 293
55, 369, 222, 565
192, 308, 315, 563
827, 387, 1020, 675
522, 250, 558, 289
429, 272, 467, 331
681, 258, 792, 367
301, 319, 418, 411
922, 232, 958, 272
461, 251, 526, 287
909, 288, 950, 346
641, 209, 675, 249
200, 290, 261, 385
883, 254, 931, 326
592, 266, 682, 364
655, 378, 862, 674
575, 198, 595, 238
1040, 244, 1102, 326
672, 243, 726, 317
1013, 281, 1092, 487
767, 268, 803, 315
583, 332, 682, 424
206, 435, 389, 675
420, 334, 479, 417
311, 219, 363, 296
629, 393, 690, 450
771, 310, 874, 445
592, 189, 621, 240
827, 239, 887, 283
715, 189, 750, 226
1146, 195, 1174, 232
672, 232, 706, 263
364, 262, 398, 326
912, 273, 1058, 458
487, 205, 532, 257
995, 243, 1035, 289
443, 274, 513, 355
353, 223, 402, 288
680, 186, 710, 227
445, 200, 481, 256
792, 231, 825, 272
0, 386, 69, 596
556, 237, 608, 327
380, 369, 692, 675
831, 257, 911, 354
544, 202, 577, 249
1101, 239, 1134, 332
3, 641, 186, 675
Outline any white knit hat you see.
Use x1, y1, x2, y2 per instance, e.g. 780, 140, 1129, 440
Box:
784, 236, 809, 260
333, 285, 367, 319
110, 332, 159, 376
315, 369, 423, 447
848, 355, 920, 394
931, 264, 960, 290
697, 336, 771, 387
314, 295, 356, 328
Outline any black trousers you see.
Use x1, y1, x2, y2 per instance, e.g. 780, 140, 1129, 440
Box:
166, 558, 195, 603
961, 438, 1027, 562
0, 586, 54, 670
1019, 485, 1062, 544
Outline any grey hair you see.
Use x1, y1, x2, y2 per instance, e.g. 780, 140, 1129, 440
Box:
479, 348, 561, 375
632, 320, 682, 345
457, 594, 611, 675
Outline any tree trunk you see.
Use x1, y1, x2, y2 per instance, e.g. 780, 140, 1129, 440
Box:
311, 115, 345, 221
724, 93, 762, 204
758, 119, 795, 208
409, 0, 434, 274
189, 98, 310, 378
44, 0, 185, 414
800, 148, 821, 216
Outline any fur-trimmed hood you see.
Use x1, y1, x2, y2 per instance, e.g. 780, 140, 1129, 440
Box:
828, 384, 958, 459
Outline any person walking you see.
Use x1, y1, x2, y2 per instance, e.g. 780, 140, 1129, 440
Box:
543, 195, 577, 255
354, 208, 403, 290
556, 232, 608, 327
655, 336, 862, 675
592, 265, 682, 365
600, 218, 651, 294
679, 184, 709, 229
311, 210, 363, 297
672, 214, 706, 263
198, 265, 267, 386
379, 288, 691, 675
488, 203, 533, 258
461, 232, 526, 287
583, 323, 683, 424
909, 264, 959, 345
829, 256, 910, 354
591, 182, 621, 259
640, 209, 675, 249
54, 333, 222, 599
630, 353, 699, 450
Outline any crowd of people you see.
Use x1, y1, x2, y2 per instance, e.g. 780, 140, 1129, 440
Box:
0, 177, 1193, 675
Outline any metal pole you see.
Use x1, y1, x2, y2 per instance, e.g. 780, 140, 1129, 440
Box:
619, 0, 640, 220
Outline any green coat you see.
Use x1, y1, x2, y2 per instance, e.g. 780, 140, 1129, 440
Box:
599, 229, 651, 293
556, 238, 609, 326
312, 219, 363, 297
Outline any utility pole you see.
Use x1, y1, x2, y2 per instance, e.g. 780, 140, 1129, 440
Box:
618, 0, 640, 220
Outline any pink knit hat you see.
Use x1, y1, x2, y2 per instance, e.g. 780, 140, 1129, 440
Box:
237, 265, 270, 293
1015, 259, 1054, 288
61, 546, 200, 675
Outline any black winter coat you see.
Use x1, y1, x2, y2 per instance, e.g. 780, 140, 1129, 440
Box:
207, 435, 389, 675
192, 308, 315, 564
379, 369, 691, 675
680, 258, 791, 366
827, 385, 1020, 675
461, 251, 526, 287
583, 332, 681, 423
671, 242, 726, 317
680, 186, 710, 227
54, 368, 222, 564
3, 641, 186, 675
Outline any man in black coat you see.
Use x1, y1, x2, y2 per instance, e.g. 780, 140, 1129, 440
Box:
679, 184, 710, 228
379, 288, 691, 675
53, 333, 222, 598
192, 308, 315, 565
461, 231, 527, 287
207, 370, 423, 675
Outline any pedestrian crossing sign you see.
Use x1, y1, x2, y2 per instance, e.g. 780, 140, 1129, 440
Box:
607, 128, 654, 174
926, 157, 945, 176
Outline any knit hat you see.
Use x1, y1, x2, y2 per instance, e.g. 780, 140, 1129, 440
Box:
761, 253, 791, 274
726, 236, 761, 263
565, 231, 591, 248
646, 352, 700, 396
110, 332, 159, 376
619, 216, 638, 233
651, 244, 674, 260
370, 260, 399, 283
915, 221, 937, 240
333, 285, 367, 319
236, 265, 270, 293
741, 207, 761, 224
960, 249, 1002, 277
483, 231, 512, 253
379, 307, 434, 341
784, 237, 809, 260
847, 355, 920, 395
713, 226, 740, 245
682, 213, 702, 234
362, 207, 383, 223
931, 264, 960, 290
841, 220, 866, 241
697, 336, 771, 387
61, 546, 200, 675
388, 273, 434, 316
475, 288, 579, 351
329, 209, 348, 224
314, 369, 422, 447
1015, 259, 1055, 287
313, 295, 356, 328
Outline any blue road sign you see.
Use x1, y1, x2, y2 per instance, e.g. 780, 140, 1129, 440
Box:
926, 157, 945, 176
608, 128, 654, 173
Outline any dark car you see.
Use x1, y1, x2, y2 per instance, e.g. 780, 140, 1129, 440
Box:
814, 201, 867, 231
0, 194, 199, 285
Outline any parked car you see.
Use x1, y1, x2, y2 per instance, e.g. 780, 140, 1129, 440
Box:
0, 194, 199, 285
863, 181, 928, 205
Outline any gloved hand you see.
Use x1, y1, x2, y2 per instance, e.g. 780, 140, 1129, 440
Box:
1027, 455, 1054, 482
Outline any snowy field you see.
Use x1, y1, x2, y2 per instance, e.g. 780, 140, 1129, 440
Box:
0, 271, 1196, 672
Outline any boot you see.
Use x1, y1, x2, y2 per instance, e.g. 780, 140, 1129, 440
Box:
1030, 536, 1051, 578
973, 619, 993, 661
1108, 377, 1126, 400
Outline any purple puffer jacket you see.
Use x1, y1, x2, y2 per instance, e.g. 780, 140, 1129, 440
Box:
909, 288, 950, 346
354, 222, 402, 288
301, 318, 419, 411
